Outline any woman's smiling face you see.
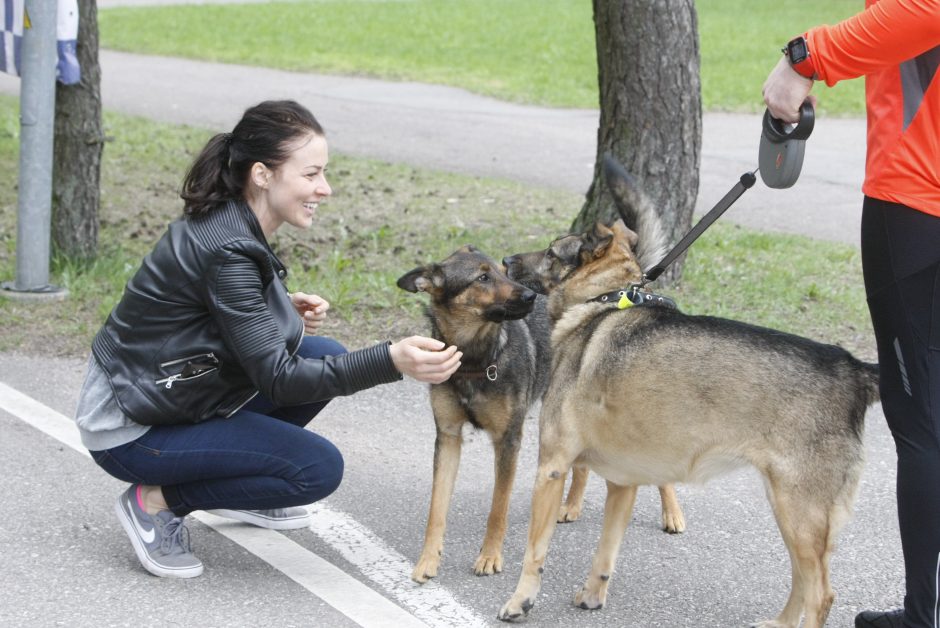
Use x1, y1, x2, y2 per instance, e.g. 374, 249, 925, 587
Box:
251, 132, 331, 237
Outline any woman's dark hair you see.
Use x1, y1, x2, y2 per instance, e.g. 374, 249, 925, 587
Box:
181, 100, 325, 216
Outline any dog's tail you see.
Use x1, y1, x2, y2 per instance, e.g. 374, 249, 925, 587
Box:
861, 361, 880, 407
602, 153, 669, 273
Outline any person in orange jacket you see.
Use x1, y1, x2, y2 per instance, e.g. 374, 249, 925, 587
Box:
763, 1, 940, 626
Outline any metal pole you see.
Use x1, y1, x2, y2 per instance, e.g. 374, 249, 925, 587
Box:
1, 0, 66, 299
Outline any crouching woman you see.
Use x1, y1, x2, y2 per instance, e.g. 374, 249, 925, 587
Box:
74, 100, 461, 578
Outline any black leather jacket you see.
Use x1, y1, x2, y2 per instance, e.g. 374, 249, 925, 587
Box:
93, 201, 401, 426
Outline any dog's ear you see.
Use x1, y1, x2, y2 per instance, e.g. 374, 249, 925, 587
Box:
580, 223, 614, 262
610, 219, 640, 250
396, 265, 444, 294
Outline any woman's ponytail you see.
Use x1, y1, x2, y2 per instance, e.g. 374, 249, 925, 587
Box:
180, 133, 238, 216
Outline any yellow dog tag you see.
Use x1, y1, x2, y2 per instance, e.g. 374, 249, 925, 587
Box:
617, 293, 633, 309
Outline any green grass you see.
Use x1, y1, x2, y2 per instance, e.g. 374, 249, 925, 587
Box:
98, 0, 865, 114
0, 95, 871, 359
677, 225, 869, 350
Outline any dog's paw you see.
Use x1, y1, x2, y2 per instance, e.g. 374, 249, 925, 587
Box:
557, 503, 582, 523
411, 554, 441, 584
497, 596, 535, 622
473, 552, 503, 576
662, 509, 686, 534
573, 584, 607, 610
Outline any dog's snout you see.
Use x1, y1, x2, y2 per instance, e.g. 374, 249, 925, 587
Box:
522, 289, 536, 303
503, 255, 518, 268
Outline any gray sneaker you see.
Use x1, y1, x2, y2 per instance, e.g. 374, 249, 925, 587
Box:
115, 485, 203, 578
207, 507, 312, 530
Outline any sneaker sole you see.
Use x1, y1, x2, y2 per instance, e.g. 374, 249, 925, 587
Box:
207, 508, 312, 530
114, 495, 204, 579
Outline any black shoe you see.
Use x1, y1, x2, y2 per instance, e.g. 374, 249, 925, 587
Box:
855, 609, 905, 628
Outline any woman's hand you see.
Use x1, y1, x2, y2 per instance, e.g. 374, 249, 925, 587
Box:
762, 55, 817, 123
290, 292, 330, 335
389, 336, 462, 384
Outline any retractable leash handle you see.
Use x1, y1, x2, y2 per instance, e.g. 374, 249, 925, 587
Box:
758, 101, 815, 189
637, 170, 758, 288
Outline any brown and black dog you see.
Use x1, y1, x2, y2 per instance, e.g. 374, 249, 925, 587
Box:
398, 245, 686, 585
496, 157, 880, 627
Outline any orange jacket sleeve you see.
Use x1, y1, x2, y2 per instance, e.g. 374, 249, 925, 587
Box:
808, 0, 940, 87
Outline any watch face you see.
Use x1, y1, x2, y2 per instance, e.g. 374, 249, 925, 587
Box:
788, 38, 808, 63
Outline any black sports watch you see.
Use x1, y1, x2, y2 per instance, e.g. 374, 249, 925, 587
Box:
783, 35, 818, 80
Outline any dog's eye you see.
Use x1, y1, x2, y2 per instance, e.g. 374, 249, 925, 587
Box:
477, 274, 489, 283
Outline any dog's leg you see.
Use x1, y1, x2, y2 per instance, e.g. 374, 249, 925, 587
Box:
475, 418, 524, 576
753, 468, 856, 628
498, 453, 572, 622
558, 465, 589, 523
760, 509, 829, 627
658, 484, 686, 533
412, 423, 463, 584
573, 481, 639, 610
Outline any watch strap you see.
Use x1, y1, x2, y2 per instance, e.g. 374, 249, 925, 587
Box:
784, 35, 818, 80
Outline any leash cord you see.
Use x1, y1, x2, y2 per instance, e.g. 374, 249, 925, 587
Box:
639, 170, 757, 287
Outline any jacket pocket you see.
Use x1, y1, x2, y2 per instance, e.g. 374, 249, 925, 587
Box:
155, 352, 220, 389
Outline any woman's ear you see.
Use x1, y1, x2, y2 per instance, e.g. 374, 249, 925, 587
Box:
249, 162, 270, 189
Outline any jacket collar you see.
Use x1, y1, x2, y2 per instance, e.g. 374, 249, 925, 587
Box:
228, 200, 270, 247
223, 200, 290, 279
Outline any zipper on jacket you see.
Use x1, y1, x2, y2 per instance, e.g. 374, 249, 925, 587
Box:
156, 352, 221, 389
160, 352, 217, 368
156, 367, 218, 389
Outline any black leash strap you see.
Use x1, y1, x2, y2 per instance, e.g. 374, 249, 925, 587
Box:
640, 170, 757, 286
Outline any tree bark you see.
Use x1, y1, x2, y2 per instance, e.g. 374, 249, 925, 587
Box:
576, 0, 701, 284
52, 0, 103, 261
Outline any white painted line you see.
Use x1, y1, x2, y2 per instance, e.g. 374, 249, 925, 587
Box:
197, 512, 429, 628
308, 504, 490, 628
0, 381, 488, 628
0, 381, 90, 457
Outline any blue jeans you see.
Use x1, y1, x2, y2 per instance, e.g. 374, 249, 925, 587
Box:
91, 336, 347, 517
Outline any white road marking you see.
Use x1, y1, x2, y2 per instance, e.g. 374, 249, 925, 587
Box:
0, 381, 489, 628
308, 504, 489, 628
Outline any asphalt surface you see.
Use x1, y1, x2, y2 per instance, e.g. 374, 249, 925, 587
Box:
0, 20, 901, 628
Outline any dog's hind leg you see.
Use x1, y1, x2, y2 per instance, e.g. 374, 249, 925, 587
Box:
558, 465, 589, 523
755, 468, 856, 628
412, 421, 463, 584
498, 449, 576, 621
658, 484, 686, 533
765, 503, 830, 627
574, 481, 639, 610
475, 415, 524, 576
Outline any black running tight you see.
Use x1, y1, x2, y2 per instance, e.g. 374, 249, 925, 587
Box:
861, 196, 940, 628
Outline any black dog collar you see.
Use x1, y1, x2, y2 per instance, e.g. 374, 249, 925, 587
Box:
588, 287, 677, 310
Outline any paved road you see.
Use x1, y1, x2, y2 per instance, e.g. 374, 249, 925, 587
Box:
0, 352, 905, 627
0, 28, 897, 628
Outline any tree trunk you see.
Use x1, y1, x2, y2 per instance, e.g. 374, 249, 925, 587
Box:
576, 0, 701, 284
52, 0, 103, 261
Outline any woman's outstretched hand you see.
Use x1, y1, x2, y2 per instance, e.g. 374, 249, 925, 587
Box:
389, 336, 462, 384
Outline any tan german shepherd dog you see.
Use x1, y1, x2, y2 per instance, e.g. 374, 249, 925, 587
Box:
497, 156, 880, 627
398, 245, 686, 584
